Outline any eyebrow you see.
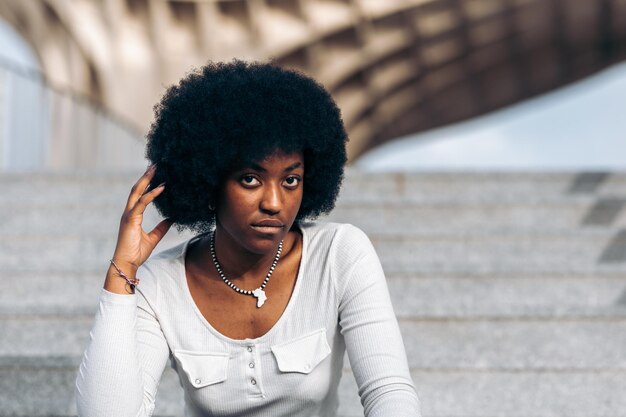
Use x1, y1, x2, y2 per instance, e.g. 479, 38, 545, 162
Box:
249, 161, 303, 173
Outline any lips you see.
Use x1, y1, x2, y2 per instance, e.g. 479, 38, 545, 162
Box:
252, 219, 284, 227
251, 219, 285, 235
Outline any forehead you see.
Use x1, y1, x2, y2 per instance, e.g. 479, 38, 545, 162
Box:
244, 150, 304, 171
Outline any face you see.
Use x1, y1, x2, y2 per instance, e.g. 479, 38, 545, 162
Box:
215, 150, 304, 255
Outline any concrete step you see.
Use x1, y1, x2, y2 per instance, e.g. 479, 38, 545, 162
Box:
0, 316, 92, 357
0, 361, 185, 417
0, 173, 138, 206
3, 199, 626, 236
328, 200, 626, 233
388, 272, 626, 319
336, 171, 626, 203
2, 361, 625, 417
371, 231, 626, 273
3, 170, 626, 417
3, 172, 626, 206
3, 316, 626, 370
2, 230, 625, 273
0, 233, 189, 273
2, 271, 625, 319
399, 319, 626, 369
409, 369, 626, 417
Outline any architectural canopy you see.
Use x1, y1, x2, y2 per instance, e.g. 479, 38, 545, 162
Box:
1, 0, 625, 159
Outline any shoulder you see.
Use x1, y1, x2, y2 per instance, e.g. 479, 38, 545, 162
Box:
299, 220, 375, 263
298, 220, 366, 237
301, 222, 385, 306
299, 220, 368, 241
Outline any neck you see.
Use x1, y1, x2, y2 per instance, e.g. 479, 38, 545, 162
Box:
210, 226, 287, 282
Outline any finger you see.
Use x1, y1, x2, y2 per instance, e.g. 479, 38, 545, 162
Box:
128, 182, 165, 217
147, 218, 174, 247
125, 164, 157, 211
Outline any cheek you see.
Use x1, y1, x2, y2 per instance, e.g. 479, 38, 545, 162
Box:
219, 189, 257, 217
290, 191, 304, 213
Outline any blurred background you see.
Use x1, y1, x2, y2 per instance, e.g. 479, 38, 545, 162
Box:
1, 0, 626, 416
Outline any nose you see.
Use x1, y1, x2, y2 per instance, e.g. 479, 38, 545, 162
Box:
259, 182, 282, 214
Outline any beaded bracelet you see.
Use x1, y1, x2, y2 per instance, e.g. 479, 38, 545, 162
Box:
109, 259, 140, 291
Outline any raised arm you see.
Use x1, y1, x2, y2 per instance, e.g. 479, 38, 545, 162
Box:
337, 225, 421, 417
75, 164, 173, 416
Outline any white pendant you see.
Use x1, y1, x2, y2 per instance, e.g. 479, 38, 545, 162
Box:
252, 288, 267, 308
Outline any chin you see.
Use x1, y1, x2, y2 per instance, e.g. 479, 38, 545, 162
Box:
244, 228, 285, 251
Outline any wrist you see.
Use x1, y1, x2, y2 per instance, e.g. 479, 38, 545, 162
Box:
109, 258, 139, 277
107, 259, 140, 294
104, 268, 136, 294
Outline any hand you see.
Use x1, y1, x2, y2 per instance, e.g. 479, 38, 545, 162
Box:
111, 164, 173, 276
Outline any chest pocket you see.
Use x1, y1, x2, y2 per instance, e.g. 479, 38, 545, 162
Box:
271, 328, 331, 374
173, 349, 229, 388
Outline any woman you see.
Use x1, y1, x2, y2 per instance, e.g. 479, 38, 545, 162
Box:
75, 60, 420, 417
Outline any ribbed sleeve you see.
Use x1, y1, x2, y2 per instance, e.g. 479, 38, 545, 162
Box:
75, 281, 170, 417
337, 225, 421, 417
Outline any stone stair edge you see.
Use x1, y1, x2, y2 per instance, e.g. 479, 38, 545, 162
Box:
2, 197, 620, 208
3, 265, 625, 274
4, 307, 626, 322
2, 354, 625, 373
3, 309, 626, 320
3, 169, 626, 178
1, 228, 623, 241
6, 269, 626, 278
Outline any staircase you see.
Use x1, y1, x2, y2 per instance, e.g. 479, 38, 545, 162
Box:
1, 170, 626, 416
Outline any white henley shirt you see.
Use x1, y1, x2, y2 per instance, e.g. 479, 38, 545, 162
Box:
75, 221, 421, 417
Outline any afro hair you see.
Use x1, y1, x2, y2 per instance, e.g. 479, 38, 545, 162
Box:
145, 59, 348, 234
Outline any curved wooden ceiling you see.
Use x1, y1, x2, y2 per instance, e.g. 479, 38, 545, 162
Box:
1, 0, 625, 159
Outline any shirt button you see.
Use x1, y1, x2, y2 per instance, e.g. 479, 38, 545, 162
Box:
249, 363, 255, 368
247, 347, 253, 352
195, 379, 201, 384
251, 378, 257, 385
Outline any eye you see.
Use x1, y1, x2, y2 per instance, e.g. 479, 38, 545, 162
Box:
283, 176, 301, 189
240, 175, 260, 187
